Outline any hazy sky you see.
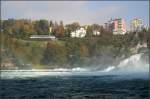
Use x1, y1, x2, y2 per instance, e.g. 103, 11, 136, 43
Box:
1, 1, 149, 28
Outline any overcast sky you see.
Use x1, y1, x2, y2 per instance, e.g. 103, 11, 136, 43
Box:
1, 1, 149, 28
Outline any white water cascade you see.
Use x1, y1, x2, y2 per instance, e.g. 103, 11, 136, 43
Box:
1, 53, 148, 79
115, 53, 149, 73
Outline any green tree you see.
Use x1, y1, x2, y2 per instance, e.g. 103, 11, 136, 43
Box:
34, 20, 49, 35
42, 42, 67, 67
65, 22, 80, 37
53, 21, 65, 38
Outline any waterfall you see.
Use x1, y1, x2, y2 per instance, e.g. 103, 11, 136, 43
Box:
115, 53, 149, 73
1, 53, 148, 79
118, 53, 143, 67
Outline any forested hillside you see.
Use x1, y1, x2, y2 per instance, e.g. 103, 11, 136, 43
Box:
1, 19, 149, 69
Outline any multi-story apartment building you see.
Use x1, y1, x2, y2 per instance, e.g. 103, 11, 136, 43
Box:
130, 18, 143, 32
113, 18, 126, 35
105, 18, 126, 35
104, 19, 114, 32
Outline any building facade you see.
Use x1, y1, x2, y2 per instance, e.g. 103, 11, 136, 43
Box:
70, 27, 86, 38
104, 19, 114, 32
113, 18, 126, 35
130, 18, 143, 32
105, 18, 126, 35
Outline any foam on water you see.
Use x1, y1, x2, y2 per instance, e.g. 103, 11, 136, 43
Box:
1, 53, 149, 79
116, 53, 149, 73
101, 66, 115, 72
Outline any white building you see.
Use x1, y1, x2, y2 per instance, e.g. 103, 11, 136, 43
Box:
70, 27, 86, 38
93, 30, 101, 36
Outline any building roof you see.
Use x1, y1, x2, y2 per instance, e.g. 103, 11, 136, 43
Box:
30, 35, 56, 39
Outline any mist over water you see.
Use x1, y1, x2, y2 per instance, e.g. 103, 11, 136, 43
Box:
1, 53, 149, 79
117, 53, 148, 72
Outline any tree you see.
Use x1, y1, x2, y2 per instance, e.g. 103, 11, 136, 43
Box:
86, 24, 104, 37
2, 19, 36, 39
58, 21, 65, 37
42, 42, 67, 67
2, 19, 15, 35
65, 22, 80, 37
53, 21, 65, 38
52, 21, 59, 36
34, 20, 49, 35
20, 19, 35, 39
86, 25, 93, 37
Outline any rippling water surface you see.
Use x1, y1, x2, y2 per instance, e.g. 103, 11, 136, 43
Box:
0, 71, 149, 99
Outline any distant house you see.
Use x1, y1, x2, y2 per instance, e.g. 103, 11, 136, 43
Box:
70, 27, 86, 38
93, 30, 101, 36
30, 35, 56, 40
